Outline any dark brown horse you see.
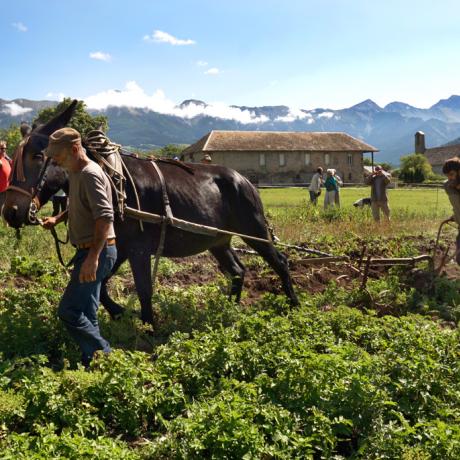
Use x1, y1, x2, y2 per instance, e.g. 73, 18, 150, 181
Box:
2, 100, 298, 324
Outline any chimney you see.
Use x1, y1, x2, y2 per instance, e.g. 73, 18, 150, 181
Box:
415, 131, 426, 154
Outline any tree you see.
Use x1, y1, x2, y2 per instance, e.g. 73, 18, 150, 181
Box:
0, 125, 22, 158
399, 153, 433, 183
157, 144, 188, 158
34, 98, 108, 137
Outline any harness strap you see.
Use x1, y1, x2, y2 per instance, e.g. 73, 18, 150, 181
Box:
150, 161, 173, 220
6, 185, 33, 198
149, 160, 173, 294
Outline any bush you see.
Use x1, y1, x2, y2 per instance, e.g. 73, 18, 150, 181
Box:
399, 153, 433, 183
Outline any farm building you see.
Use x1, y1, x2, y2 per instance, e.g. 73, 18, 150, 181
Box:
181, 130, 378, 185
415, 131, 460, 174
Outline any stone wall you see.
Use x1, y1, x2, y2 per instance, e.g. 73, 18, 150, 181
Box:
185, 150, 364, 184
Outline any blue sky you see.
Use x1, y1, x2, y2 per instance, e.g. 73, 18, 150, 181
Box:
2, 0, 460, 113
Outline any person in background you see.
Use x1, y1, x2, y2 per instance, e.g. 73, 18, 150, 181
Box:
0, 141, 12, 193
442, 157, 460, 265
52, 189, 68, 217
334, 171, 343, 207
365, 165, 391, 222
42, 127, 116, 368
201, 154, 212, 164
324, 169, 338, 209
308, 167, 323, 205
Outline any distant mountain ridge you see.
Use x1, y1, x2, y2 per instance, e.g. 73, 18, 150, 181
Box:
2, 95, 460, 164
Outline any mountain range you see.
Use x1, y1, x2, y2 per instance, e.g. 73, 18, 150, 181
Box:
2, 96, 460, 165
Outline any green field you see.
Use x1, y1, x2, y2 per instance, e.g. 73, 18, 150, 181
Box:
258, 186, 455, 243
260, 186, 451, 215
0, 187, 459, 458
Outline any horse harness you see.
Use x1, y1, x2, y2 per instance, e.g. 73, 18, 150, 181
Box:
8, 131, 278, 275
7, 133, 53, 225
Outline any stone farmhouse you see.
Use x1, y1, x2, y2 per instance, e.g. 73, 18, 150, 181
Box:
181, 130, 378, 185
415, 131, 460, 174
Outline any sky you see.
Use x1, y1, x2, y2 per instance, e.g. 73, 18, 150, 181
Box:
2, 0, 460, 116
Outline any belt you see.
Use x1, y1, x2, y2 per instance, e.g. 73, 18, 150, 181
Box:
76, 238, 116, 250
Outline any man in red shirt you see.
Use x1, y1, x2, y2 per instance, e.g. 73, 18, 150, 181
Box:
0, 141, 12, 193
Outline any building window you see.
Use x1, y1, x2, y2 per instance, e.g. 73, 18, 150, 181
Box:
259, 153, 266, 167
347, 153, 353, 166
279, 153, 286, 167
324, 153, 330, 165
305, 153, 311, 165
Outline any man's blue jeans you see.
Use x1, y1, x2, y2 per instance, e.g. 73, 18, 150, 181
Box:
58, 245, 117, 366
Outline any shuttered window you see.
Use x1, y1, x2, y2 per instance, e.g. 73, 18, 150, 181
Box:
305, 153, 311, 165
259, 153, 266, 166
279, 153, 286, 166
324, 153, 330, 165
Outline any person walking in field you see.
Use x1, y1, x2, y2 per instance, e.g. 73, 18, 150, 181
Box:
365, 165, 391, 222
334, 171, 343, 207
324, 169, 338, 209
42, 128, 116, 368
308, 167, 323, 205
442, 157, 460, 265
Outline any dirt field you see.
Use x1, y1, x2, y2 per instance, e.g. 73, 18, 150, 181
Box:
116, 237, 459, 307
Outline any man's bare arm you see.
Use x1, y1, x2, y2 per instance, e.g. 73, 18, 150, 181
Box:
79, 218, 112, 283
42, 209, 68, 229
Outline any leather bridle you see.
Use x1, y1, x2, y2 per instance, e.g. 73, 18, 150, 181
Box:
6, 135, 52, 225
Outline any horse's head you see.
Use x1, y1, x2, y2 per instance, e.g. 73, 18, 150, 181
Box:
2, 100, 78, 228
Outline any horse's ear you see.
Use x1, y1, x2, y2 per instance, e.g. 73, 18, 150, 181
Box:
37, 99, 79, 137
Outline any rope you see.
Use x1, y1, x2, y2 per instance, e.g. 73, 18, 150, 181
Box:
84, 130, 144, 232
50, 226, 72, 268
433, 218, 458, 274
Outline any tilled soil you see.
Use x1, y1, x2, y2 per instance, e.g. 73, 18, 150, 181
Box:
148, 242, 459, 304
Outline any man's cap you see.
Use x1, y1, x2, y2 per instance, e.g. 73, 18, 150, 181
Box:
374, 165, 382, 171
46, 127, 81, 157
202, 154, 212, 161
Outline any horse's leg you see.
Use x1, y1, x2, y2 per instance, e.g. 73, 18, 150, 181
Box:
128, 250, 155, 325
243, 239, 299, 306
209, 243, 246, 302
100, 253, 127, 320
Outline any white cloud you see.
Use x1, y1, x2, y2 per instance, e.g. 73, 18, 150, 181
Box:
84, 81, 268, 124
276, 109, 314, 123
90, 51, 112, 62
46, 92, 66, 101
144, 30, 195, 46
204, 67, 220, 75
1, 102, 33, 117
317, 111, 335, 118
12, 22, 27, 32
196, 60, 208, 67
